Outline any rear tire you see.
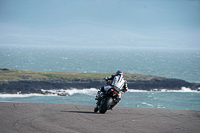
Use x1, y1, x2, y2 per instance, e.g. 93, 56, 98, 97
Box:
99, 97, 113, 114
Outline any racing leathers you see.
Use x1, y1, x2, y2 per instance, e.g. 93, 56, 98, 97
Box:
100, 74, 128, 100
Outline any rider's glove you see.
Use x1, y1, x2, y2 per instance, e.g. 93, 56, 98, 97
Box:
122, 88, 127, 93
104, 77, 108, 80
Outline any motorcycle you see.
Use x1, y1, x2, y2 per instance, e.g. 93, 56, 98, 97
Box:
94, 80, 121, 114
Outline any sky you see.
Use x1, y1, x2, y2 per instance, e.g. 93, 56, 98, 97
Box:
0, 0, 200, 48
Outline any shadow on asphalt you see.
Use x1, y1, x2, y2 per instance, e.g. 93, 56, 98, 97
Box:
61, 110, 99, 114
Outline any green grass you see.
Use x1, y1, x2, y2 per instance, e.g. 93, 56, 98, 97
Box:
0, 68, 147, 81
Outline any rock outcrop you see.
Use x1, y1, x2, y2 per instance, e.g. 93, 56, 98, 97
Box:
0, 77, 199, 94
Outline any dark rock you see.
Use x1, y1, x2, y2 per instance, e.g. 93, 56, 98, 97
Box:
0, 68, 10, 71
0, 77, 199, 94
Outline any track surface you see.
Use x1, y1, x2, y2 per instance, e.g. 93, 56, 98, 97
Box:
0, 102, 200, 133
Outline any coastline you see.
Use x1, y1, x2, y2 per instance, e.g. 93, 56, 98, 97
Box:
0, 68, 200, 94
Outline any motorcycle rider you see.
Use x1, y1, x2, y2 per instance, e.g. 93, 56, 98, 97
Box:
94, 70, 128, 111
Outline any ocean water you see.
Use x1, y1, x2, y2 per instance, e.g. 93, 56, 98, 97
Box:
0, 45, 200, 83
0, 88, 200, 111
0, 45, 200, 111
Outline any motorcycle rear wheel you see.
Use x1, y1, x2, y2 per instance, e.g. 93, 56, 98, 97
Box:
99, 97, 113, 114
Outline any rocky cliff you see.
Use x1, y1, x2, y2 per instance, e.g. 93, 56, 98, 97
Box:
0, 68, 199, 94
0, 77, 199, 94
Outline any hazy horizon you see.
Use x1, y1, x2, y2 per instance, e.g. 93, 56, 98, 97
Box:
0, 0, 200, 49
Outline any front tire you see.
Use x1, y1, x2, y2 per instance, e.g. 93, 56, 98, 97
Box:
99, 97, 113, 114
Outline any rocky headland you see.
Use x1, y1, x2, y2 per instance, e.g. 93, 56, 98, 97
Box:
0, 68, 199, 94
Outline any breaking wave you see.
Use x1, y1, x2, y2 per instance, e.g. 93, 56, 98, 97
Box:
41, 88, 98, 96
128, 87, 200, 93
0, 93, 44, 98
161, 87, 200, 92
0, 87, 199, 98
58, 88, 98, 96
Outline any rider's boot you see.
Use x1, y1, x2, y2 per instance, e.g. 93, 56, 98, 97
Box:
94, 100, 101, 112
94, 105, 98, 113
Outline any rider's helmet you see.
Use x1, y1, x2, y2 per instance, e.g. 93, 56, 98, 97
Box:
116, 70, 123, 76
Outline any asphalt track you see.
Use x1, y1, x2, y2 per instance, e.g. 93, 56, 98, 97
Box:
0, 102, 200, 133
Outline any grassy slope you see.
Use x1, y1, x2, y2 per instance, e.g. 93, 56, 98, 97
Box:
0, 69, 147, 81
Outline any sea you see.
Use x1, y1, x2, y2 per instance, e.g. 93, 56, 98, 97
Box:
0, 45, 200, 111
